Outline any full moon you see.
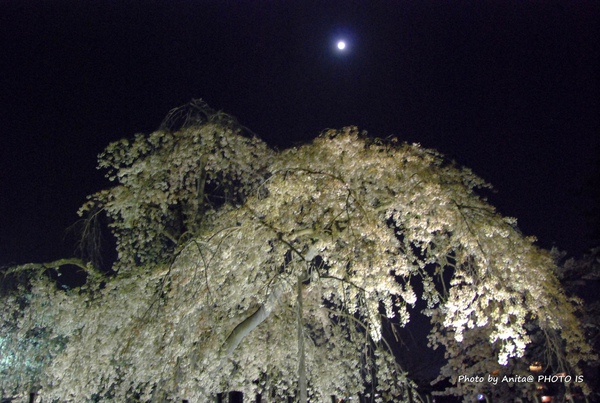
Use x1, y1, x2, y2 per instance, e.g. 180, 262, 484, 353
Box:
337, 41, 346, 50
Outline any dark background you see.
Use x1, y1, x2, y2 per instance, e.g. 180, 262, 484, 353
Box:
1, 0, 598, 269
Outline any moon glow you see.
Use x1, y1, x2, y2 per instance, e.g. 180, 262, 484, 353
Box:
337, 41, 346, 50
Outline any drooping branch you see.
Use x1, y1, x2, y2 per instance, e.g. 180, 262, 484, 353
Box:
6, 258, 104, 282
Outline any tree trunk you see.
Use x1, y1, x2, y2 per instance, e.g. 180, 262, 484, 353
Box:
297, 275, 307, 403
222, 282, 284, 355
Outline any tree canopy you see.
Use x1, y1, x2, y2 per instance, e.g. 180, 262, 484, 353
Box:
1, 101, 593, 402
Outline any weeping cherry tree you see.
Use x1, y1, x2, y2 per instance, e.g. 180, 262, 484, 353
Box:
0, 100, 592, 402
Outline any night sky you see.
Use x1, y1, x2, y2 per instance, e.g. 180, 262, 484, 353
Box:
1, 0, 599, 270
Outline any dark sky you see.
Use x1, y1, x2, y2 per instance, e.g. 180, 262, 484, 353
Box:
1, 1, 599, 269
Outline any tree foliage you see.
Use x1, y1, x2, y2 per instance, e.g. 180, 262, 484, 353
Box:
80, 99, 273, 270
1, 101, 593, 402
